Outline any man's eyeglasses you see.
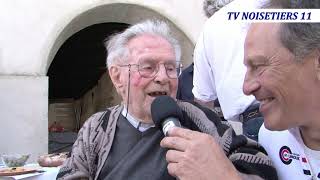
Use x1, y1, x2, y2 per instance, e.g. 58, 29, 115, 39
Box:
118, 60, 182, 79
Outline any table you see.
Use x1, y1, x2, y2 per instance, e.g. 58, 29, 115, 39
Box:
0, 165, 60, 180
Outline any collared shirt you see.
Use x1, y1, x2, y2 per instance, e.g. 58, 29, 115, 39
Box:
121, 107, 155, 132
259, 124, 320, 180
192, 0, 267, 120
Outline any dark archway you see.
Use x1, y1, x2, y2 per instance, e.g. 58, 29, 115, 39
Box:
47, 22, 128, 100
46, 23, 128, 153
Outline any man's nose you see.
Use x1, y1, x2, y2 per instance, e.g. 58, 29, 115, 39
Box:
243, 71, 260, 95
154, 65, 170, 83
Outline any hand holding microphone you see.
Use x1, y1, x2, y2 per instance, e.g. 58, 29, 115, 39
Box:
151, 96, 241, 180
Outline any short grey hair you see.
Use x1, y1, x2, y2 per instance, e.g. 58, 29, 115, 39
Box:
203, 0, 234, 17
265, 0, 320, 61
105, 20, 181, 68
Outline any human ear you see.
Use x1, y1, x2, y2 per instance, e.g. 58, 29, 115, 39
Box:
109, 66, 124, 93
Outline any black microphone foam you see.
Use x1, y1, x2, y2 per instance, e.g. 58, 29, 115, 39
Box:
151, 95, 183, 130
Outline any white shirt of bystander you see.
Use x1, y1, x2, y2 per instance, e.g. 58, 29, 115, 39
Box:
192, 0, 266, 120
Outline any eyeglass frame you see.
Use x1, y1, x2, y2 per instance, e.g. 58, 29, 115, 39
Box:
117, 60, 183, 79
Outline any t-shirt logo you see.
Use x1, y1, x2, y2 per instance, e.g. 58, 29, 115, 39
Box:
279, 146, 300, 165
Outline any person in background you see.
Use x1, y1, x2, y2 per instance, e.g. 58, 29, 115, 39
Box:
57, 20, 277, 180
203, 0, 234, 17
192, 0, 267, 140
176, 0, 235, 113
176, 0, 234, 103
176, 63, 194, 101
243, 0, 320, 179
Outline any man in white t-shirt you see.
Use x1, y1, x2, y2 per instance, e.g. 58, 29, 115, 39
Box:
192, 0, 267, 140
243, 1, 320, 179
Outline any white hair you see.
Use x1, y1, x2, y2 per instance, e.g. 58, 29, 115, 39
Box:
105, 20, 181, 68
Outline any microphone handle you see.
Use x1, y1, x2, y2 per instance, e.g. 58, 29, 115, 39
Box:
161, 117, 181, 136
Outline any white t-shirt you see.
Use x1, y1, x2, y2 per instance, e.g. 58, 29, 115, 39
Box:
259, 125, 320, 180
192, 0, 266, 120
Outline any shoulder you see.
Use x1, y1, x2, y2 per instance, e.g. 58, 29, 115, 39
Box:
80, 106, 121, 135
84, 105, 121, 126
176, 101, 225, 133
82, 111, 108, 128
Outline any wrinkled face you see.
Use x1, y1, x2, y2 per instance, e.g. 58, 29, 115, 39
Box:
243, 23, 319, 131
110, 34, 178, 123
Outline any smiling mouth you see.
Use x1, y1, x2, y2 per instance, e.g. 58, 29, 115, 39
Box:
148, 91, 168, 97
260, 97, 275, 105
259, 97, 275, 114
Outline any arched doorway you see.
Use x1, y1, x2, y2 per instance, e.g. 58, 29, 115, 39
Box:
44, 3, 194, 74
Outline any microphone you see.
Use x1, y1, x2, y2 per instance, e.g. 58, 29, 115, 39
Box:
151, 95, 183, 136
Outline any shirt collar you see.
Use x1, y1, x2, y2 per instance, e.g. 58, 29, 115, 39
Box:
121, 106, 155, 132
